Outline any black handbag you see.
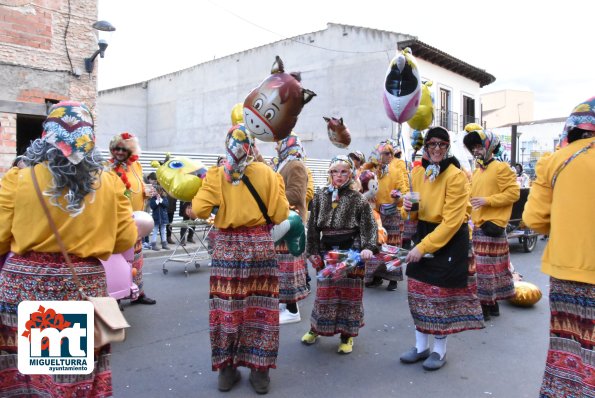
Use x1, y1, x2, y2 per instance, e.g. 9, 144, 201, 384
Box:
480, 220, 505, 238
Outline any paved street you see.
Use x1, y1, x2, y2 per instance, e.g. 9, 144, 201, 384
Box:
112, 239, 549, 398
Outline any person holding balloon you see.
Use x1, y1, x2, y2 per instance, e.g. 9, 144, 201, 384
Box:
399, 126, 484, 371
372, 140, 409, 291
0, 101, 138, 397
274, 133, 309, 324
301, 155, 377, 355
188, 125, 289, 394
522, 97, 595, 398
108, 132, 157, 305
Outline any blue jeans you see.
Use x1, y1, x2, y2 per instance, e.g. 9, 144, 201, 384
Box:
151, 224, 167, 243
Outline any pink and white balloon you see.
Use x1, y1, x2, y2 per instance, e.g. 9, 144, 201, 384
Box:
382, 47, 421, 124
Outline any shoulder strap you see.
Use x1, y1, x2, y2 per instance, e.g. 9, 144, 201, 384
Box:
30, 166, 87, 299
241, 174, 273, 225
551, 140, 595, 188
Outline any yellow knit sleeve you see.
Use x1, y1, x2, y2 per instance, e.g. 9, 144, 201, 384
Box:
192, 167, 221, 220
487, 163, 520, 207
522, 157, 551, 234
306, 167, 314, 206
0, 168, 18, 255
417, 170, 468, 254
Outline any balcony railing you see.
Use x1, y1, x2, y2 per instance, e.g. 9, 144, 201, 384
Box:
432, 109, 484, 132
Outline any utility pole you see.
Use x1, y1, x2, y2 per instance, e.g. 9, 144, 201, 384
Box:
511, 125, 518, 164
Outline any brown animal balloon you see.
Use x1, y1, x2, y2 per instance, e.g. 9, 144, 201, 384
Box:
324, 116, 351, 149
243, 56, 316, 142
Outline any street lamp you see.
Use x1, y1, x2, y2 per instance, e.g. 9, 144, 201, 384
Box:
520, 147, 526, 166
84, 20, 116, 74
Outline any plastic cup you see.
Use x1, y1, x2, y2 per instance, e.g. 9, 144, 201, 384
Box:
407, 192, 420, 211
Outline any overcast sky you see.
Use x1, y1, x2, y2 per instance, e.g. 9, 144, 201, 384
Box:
97, 0, 593, 120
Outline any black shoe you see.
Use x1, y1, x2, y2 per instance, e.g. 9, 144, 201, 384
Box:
489, 302, 500, 316
386, 281, 398, 291
481, 304, 491, 321
131, 295, 157, 305
166, 237, 175, 245
187, 237, 195, 244
365, 277, 383, 288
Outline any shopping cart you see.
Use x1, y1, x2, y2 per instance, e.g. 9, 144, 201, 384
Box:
162, 219, 215, 276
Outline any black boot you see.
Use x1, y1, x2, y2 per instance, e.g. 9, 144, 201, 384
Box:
249, 369, 270, 394
386, 280, 398, 291
481, 304, 491, 321
489, 302, 500, 316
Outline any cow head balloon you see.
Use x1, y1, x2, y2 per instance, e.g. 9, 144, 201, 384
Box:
383, 47, 421, 124
243, 56, 316, 142
324, 116, 351, 148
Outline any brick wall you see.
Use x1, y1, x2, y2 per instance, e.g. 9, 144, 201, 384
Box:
0, 0, 99, 176
0, 113, 17, 175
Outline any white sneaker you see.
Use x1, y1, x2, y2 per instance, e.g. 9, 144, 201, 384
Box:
279, 303, 287, 312
279, 308, 301, 324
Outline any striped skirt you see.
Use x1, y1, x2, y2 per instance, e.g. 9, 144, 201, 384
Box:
0, 252, 112, 398
364, 256, 403, 283
407, 277, 485, 335
310, 267, 365, 337
131, 238, 144, 293
276, 243, 308, 304
539, 277, 595, 398
381, 211, 404, 248
209, 225, 279, 371
472, 228, 515, 304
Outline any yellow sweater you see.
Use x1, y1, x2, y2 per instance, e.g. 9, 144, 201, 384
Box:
410, 163, 470, 255
192, 162, 289, 229
470, 161, 520, 228
306, 167, 314, 209
0, 165, 138, 260
523, 138, 595, 284
390, 158, 411, 193
376, 162, 408, 209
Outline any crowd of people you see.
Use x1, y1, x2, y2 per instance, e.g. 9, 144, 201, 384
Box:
0, 96, 592, 397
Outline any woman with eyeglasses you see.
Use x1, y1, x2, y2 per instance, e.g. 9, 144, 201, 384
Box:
108, 132, 157, 305
301, 155, 377, 355
462, 124, 519, 320
399, 127, 484, 371
371, 141, 409, 291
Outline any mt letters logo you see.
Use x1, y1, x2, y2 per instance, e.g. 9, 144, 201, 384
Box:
18, 301, 94, 374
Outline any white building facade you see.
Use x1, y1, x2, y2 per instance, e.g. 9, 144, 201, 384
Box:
97, 23, 494, 161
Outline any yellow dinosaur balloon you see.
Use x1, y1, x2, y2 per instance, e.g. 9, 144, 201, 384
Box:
407, 81, 434, 131
151, 155, 208, 202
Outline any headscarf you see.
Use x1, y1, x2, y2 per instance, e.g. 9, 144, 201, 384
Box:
462, 124, 500, 169
42, 101, 95, 165
326, 155, 356, 208
560, 96, 595, 147
373, 141, 393, 179
348, 150, 365, 164
223, 124, 254, 185
422, 126, 454, 182
275, 132, 305, 172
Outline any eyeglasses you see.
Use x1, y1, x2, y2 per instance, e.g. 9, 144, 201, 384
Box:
425, 141, 449, 149
113, 147, 129, 153
329, 170, 351, 177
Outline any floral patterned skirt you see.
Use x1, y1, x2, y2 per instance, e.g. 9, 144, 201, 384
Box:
209, 225, 279, 371
0, 251, 112, 398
